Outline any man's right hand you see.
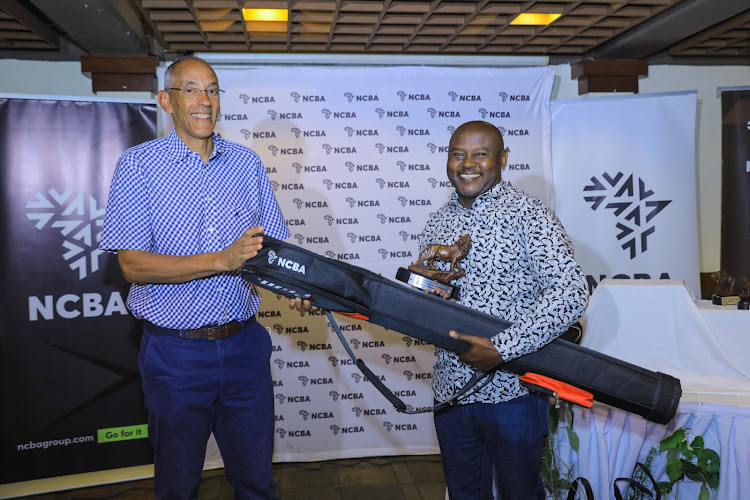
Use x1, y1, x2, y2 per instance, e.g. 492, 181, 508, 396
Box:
220, 226, 264, 271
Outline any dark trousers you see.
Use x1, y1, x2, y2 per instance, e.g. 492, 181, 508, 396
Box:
434, 394, 549, 500
140, 320, 277, 500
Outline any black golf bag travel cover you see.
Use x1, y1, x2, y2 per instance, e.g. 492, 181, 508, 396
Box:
241, 236, 681, 425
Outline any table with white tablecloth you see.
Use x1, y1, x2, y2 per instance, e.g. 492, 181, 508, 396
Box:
552, 279, 750, 499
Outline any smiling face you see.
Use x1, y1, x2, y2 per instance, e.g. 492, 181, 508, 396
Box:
157, 58, 220, 152
447, 121, 508, 208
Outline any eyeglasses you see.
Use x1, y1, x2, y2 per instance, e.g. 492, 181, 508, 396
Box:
169, 87, 225, 100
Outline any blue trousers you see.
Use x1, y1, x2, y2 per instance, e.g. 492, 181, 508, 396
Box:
434, 394, 549, 500
140, 320, 277, 500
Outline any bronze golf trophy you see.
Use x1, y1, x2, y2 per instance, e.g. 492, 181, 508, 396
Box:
395, 234, 471, 300
711, 269, 741, 306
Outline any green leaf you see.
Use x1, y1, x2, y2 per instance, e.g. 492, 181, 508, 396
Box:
691, 435, 705, 449
698, 483, 710, 500
549, 406, 559, 432
540, 447, 552, 471
666, 459, 683, 482
565, 404, 574, 426
565, 427, 580, 453
680, 441, 694, 460
660, 428, 685, 452
657, 481, 673, 494
699, 449, 721, 473
707, 471, 720, 490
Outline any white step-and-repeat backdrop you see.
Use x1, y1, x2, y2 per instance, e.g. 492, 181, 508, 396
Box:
159, 65, 555, 463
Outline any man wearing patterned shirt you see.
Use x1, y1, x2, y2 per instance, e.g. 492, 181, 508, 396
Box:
420, 121, 588, 500
100, 57, 290, 499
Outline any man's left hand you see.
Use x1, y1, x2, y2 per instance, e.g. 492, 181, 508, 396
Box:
450, 331, 504, 371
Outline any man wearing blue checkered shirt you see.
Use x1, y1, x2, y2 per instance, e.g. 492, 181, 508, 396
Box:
100, 57, 291, 500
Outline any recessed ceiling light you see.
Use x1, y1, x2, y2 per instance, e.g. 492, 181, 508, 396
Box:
510, 13, 562, 26
242, 9, 288, 22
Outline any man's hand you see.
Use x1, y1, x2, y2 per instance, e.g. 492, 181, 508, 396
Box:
220, 226, 264, 271
450, 330, 504, 371
288, 297, 318, 313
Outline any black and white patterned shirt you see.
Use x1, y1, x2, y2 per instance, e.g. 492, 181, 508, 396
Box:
419, 182, 589, 404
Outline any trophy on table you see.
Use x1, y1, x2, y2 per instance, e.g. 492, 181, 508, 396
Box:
710, 269, 741, 306
395, 234, 471, 300
737, 277, 750, 310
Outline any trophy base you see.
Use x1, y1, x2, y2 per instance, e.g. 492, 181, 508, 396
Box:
395, 267, 460, 300
738, 299, 750, 310
712, 293, 740, 306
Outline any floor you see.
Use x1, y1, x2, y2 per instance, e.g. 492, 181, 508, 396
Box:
26, 455, 447, 500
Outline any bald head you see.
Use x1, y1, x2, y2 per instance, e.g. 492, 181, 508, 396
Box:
446, 120, 508, 209
450, 121, 504, 152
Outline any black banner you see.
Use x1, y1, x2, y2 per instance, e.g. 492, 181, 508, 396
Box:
0, 97, 156, 483
720, 89, 750, 279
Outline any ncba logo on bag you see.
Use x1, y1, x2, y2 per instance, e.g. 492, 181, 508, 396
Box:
267, 249, 306, 274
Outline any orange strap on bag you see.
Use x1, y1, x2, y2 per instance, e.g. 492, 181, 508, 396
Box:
519, 372, 594, 408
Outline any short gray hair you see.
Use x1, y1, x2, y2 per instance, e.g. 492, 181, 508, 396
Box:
164, 56, 209, 91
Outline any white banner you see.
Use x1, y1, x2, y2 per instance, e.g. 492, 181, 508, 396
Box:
158, 65, 554, 463
550, 92, 700, 298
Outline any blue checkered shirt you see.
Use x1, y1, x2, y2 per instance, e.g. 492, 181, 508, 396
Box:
100, 129, 290, 329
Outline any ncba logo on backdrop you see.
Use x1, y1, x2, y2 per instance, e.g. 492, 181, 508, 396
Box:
448, 91, 482, 102
375, 178, 410, 189
271, 180, 305, 191
374, 108, 409, 118
322, 144, 357, 155
25, 189, 130, 321
238, 94, 275, 104
345, 161, 379, 172
216, 113, 247, 121
383, 421, 418, 432
345, 196, 380, 208
583, 172, 672, 259
321, 109, 356, 119
352, 406, 387, 417
376, 213, 412, 224
240, 128, 275, 139
498, 91, 531, 102
396, 90, 431, 101
322, 179, 358, 191
427, 143, 449, 154
478, 108, 511, 119
345, 126, 379, 137
427, 177, 452, 188
266, 110, 302, 121
344, 92, 380, 102
323, 214, 359, 226
291, 162, 327, 174
397, 196, 431, 207
276, 428, 311, 438
26, 189, 107, 280
292, 197, 328, 209
377, 248, 413, 260
374, 143, 409, 154
426, 107, 460, 119
291, 127, 326, 138
290, 91, 326, 103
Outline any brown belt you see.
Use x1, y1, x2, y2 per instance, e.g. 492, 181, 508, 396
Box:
145, 316, 255, 340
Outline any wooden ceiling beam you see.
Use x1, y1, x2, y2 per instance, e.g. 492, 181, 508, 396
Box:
80, 56, 160, 93
571, 59, 648, 95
